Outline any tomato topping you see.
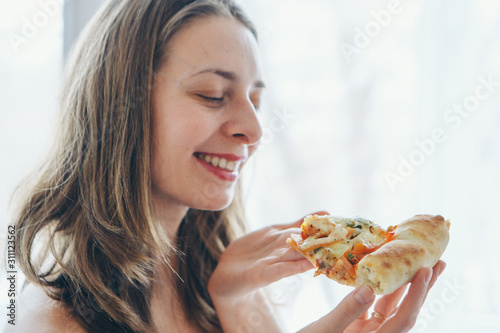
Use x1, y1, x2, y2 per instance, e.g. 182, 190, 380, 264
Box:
342, 256, 356, 281
344, 241, 383, 266
351, 243, 376, 254
385, 225, 398, 243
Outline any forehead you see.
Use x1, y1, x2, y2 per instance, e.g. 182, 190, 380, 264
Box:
158, 16, 261, 81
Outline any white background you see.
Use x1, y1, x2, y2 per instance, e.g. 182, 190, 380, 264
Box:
1, 0, 500, 332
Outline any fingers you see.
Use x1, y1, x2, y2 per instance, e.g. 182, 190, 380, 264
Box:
418, 260, 446, 306
278, 247, 308, 262
374, 283, 408, 317
376, 267, 432, 333
264, 246, 308, 263
255, 211, 332, 284
345, 262, 447, 333
261, 259, 314, 283
427, 261, 446, 291
302, 286, 375, 333
351, 284, 409, 332
281, 228, 301, 238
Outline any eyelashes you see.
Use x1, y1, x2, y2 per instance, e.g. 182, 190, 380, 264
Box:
197, 94, 224, 104
196, 94, 260, 111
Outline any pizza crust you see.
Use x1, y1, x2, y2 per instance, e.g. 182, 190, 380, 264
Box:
356, 215, 450, 294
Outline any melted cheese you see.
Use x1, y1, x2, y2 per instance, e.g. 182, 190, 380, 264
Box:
302, 215, 336, 234
354, 229, 385, 247
301, 215, 385, 261
299, 235, 336, 250
326, 215, 372, 228
321, 242, 352, 261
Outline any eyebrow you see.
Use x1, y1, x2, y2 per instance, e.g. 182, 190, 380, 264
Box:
193, 68, 266, 88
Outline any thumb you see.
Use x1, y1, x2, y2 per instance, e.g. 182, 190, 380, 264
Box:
303, 286, 375, 333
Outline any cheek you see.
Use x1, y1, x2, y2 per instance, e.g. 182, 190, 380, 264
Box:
151, 109, 219, 184
167, 103, 218, 141
154, 109, 210, 152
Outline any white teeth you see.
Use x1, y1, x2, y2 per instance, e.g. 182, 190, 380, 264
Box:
219, 158, 227, 169
197, 153, 238, 172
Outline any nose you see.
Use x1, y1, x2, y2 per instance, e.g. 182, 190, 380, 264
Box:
223, 98, 262, 146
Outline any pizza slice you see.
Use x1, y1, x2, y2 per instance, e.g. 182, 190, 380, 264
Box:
286, 214, 450, 295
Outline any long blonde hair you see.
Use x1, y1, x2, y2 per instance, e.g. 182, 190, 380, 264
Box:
13, 0, 256, 331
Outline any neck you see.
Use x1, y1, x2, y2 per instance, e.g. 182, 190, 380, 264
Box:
150, 256, 199, 332
152, 194, 190, 240
149, 195, 196, 331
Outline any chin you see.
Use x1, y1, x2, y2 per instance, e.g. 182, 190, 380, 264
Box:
191, 192, 234, 211
202, 198, 233, 212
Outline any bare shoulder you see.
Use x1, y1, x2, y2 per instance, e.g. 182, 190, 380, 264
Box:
4, 284, 86, 333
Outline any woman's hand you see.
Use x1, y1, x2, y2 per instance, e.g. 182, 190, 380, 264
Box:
208, 210, 446, 333
299, 260, 447, 333
208, 211, 328, 332
209, 212, 327, 298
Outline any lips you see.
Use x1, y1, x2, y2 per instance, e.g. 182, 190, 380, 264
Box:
193, 152, 246, 181
195, 153, 240, 172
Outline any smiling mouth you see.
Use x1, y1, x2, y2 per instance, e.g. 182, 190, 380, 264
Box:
194, 153, 241, 172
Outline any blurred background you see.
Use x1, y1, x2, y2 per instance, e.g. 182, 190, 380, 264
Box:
1, 0, 499, 331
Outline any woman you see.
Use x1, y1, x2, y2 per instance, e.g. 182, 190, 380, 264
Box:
11, 0, 445, 332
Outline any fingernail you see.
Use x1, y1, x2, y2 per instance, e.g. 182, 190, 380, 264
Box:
354, 286, 374, 304
438, 262, 447, 276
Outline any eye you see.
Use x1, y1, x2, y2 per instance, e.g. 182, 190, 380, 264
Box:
250, 90, 262, 112
197, 94, 224, 104
250, 98, 261, 112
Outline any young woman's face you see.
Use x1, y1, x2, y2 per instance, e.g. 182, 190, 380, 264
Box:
151, 16, 263, 212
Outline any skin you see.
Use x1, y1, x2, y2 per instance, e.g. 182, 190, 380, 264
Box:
11, 15, 264, 333
146, 15, 265, 332
10, 15, 446, 333
209, 212, 446, 333
150, 15, 263, 227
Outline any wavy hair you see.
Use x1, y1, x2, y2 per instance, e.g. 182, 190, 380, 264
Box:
13, 0, 256, 332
